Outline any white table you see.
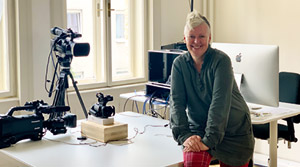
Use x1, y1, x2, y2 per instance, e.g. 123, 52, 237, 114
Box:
121, 92, 300, 167
0, 112, 183, 167
250, 102, 300, 167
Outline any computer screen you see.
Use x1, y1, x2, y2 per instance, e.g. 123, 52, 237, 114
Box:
148, 49, 186, 84
211, 42, 279, 107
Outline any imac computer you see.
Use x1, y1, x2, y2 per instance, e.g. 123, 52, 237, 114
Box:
211, 42, 279, 107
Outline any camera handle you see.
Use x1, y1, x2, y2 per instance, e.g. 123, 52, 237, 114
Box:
6, 106, 34, 116
51, 67, 88, 119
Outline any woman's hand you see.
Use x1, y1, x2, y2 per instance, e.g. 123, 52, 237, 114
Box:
183, 135, 209, 152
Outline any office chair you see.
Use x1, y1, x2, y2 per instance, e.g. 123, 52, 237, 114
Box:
252, 71, 300, 148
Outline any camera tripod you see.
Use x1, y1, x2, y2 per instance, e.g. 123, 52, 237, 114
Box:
49, 61, 88, 119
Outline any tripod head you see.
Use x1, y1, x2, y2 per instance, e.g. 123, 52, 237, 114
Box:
51, 27, 90, 68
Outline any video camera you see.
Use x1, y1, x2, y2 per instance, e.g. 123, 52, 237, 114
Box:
0, 100, 76, 149
51, 27, 90, 67
89, 92, 115, 118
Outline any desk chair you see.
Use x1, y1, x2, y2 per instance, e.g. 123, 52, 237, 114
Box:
252, 72, 300, 148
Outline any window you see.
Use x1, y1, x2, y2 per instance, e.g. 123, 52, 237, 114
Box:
115, 13, 125, 40
66, 0, 146, 88
67, 11, 82, 34
0, 0, 16, 98
67, 10, 85, 80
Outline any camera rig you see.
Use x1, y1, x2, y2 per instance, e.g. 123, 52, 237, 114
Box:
0, 27, 90, 149
0, 100, 76, 149
47, 27, 89, 119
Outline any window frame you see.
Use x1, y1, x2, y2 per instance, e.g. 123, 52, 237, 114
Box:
0, 0, 17, 99
65, 0, 148, 91
105, 0, 148, 87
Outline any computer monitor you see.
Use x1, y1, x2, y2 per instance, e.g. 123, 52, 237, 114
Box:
148, 49, 186, 83
146, 49, 186, 99
211, 42, 279, 107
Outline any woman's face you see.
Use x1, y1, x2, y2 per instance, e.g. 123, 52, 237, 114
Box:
184, 23, 211, 59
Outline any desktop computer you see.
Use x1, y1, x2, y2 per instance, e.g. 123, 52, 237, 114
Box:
211, 42, 279, 107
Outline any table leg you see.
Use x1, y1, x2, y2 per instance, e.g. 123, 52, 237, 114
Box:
269, 120, 278, 167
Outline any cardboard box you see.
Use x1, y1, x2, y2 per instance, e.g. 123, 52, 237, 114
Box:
81, 120, 128, 143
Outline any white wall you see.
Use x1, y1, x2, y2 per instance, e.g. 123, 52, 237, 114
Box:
214, 0, 300, 74
152, 0, 204, 49
160, 0, 190, 46
31, 0, 52, 102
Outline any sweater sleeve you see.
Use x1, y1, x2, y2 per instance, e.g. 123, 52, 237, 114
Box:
170, 57, 193, 145
201, 55, 234, 149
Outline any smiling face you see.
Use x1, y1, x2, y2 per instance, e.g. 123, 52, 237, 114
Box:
184, 23, 211, 61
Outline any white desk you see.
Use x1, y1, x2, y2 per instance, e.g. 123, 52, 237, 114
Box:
121, 91, 300, 167
250, 102, 300, 167
0, 112, 183, 167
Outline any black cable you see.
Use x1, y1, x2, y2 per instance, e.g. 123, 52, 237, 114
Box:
44, 43, 59, 93
44, 45, 54, 93
149, 103, 169, 119
143, 92, 156, 115
149, 97, 165, 119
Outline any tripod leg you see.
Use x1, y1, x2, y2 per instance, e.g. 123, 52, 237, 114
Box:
50, 71, 68, 119
68, 72, 88, 118
52, 72, 67, 106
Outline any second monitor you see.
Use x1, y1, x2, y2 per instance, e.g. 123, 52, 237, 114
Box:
147, 49, 186, 99
148, 49, 186, 84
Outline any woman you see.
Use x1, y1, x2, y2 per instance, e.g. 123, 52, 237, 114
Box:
170, 10, 254, 167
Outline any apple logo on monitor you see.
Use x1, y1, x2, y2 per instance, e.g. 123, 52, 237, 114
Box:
236, 53, 242, 62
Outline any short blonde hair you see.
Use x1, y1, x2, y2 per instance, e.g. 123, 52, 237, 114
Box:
184, 10, 211, 37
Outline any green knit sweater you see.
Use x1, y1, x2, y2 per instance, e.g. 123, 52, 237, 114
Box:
170, 45, 255, 166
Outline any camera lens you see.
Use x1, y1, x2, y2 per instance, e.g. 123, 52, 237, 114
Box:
63, 113, 77, 128
72, 43, 90, 57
